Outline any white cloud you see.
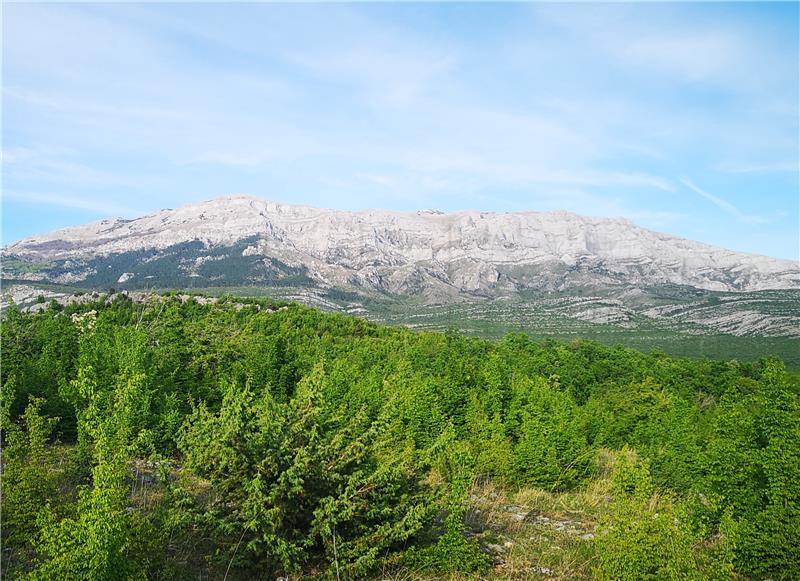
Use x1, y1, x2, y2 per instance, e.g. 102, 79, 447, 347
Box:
680, 177, 768, 225
195, 150, 276, 167
2, 3, 796, 258
530, 3, 791, 91
3, 149, 139, 188
716, 161, 799, 174
295, 46, 456, 109
4, 191, 141, 217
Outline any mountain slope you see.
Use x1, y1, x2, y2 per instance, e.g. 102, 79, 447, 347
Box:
4, 196, 798, 295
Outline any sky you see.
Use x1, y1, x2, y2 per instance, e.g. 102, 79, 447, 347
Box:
2, 2, 799, 260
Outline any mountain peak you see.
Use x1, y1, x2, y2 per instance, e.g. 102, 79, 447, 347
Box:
4, 197, 799, 294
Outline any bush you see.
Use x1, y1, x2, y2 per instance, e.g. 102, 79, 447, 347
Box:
0, 397, 61, 549
594, 450, 701, 580
176, 371, 434, 577
404, 470, 490, 575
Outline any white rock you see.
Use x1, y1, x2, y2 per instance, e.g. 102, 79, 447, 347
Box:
4, 195, 799, 294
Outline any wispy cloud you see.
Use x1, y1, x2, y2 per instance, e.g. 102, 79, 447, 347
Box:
4, 191, 141, 217
680, 177, 768, 225
194, 150, 276, 167
531, 3, 792, 90
716, 161, 799, 174
3, 148, 141, 188
2, 2, 797, 258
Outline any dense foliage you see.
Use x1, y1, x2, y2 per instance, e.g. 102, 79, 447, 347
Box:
1, 293, 798, 579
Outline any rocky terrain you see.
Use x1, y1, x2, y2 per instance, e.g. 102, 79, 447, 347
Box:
4, 196, 799, 296
4, 196, 799, 363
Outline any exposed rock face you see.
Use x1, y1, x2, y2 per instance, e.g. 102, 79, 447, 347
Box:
5, 195, 799, 295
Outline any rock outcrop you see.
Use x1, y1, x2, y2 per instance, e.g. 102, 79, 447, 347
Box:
5, 195, 799, 294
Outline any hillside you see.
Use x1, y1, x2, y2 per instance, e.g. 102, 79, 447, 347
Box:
2, 293, 798, 579
5, 196, 799, 294
4, 197, 799, 365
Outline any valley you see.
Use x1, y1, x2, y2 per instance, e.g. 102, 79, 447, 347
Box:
4, 281, 799, 367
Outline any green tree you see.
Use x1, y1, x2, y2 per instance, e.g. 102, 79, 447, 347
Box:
0, 394, 61, 550
704, 360, 800, 578
28, 329, 161, 580
594, 450, 702, 581
178, 366, 432, 577
509, 377, 589, 489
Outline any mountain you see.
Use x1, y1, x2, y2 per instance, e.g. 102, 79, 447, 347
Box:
4, 195, 799, 296
4, 196, 800, 365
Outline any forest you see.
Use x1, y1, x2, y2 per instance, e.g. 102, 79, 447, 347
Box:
1, 292, 798, 579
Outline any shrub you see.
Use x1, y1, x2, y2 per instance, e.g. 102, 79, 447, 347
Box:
594, 450, 701, 580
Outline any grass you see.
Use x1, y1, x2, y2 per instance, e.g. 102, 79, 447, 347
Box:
463, 483, 599, 580
380, 456, 621, 580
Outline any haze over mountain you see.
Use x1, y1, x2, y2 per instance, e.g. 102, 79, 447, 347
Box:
5, 196, 799, 297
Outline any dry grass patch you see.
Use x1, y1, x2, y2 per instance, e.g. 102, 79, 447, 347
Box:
457, 480, 609, 580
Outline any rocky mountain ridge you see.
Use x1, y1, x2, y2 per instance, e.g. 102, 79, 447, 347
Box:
4, 195, 799, 296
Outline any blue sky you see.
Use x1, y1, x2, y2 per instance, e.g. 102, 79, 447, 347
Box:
2, 2, 798, 260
